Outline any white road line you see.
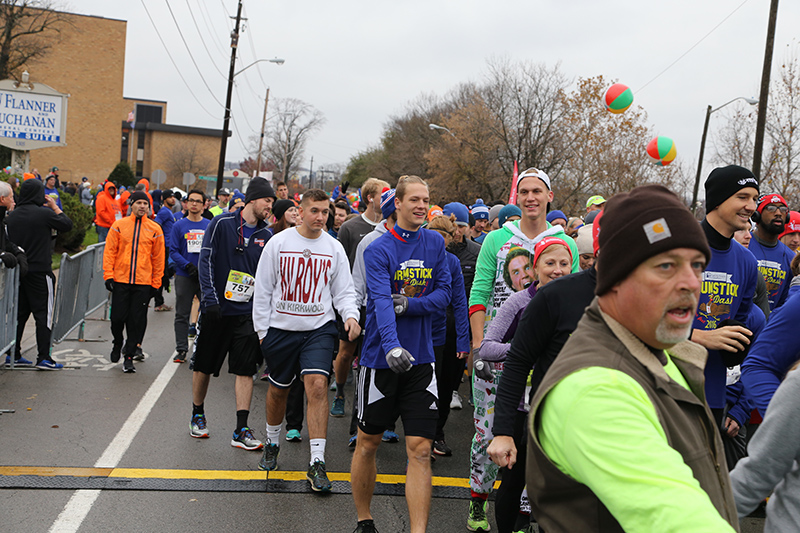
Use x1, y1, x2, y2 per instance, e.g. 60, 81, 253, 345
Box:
49, 356, 180, 533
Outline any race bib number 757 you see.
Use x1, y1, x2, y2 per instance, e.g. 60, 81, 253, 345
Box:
224, 270, 255, 302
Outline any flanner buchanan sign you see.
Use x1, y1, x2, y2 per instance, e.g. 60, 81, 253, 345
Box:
0, 79, 68, 151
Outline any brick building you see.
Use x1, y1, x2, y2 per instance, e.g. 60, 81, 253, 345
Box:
20, 10, 225, 188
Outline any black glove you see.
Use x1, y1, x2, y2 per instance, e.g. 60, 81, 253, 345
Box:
391, 294, 408, 315
203, 304, 221, 322
341, 181, 349, 195
473, 347, 494, 382
0, 251, 17, 269
186, 263, 199, 279
105, 278, 114, 292
150, 286, 159, 299
717, 319, 753, 367
385, 347, 415, 373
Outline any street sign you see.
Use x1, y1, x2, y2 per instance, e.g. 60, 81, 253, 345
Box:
151, 169, 166, 186
198, 175, 216, 181
182, 172, 196, 186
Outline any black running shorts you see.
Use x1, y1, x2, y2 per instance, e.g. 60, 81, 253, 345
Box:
193, 314, 261, 377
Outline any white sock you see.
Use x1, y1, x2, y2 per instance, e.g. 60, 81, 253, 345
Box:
266, 424, 282, 444
310, 438, 326, 464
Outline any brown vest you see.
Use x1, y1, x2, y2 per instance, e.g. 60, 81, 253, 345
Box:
526, 299, 739, 532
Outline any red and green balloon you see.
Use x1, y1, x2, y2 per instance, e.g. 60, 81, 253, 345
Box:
647, 136, 677, 166
604, 83, 633, 114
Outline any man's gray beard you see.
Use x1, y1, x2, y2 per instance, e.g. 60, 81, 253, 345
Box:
655, 320, 692, 346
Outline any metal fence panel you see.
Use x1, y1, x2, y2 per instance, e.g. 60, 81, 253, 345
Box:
0, 264, 19, 356
50, 242, 107, 344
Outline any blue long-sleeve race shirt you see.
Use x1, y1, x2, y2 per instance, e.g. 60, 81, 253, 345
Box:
156, 206, 177, 248
432, 251, 469, 352
198, 208, 271, 316
361, 225, 451, 369
742, 281, 800, 416
169, 216, 211, 277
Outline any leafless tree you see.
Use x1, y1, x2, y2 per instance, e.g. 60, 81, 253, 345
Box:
0, 0, 71, 80
257, 98, 325, 181
165, 140, 214, 182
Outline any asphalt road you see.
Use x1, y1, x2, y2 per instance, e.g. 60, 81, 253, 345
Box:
1, 291, 766, 532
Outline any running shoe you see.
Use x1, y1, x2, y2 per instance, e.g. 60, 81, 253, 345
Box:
173, 350, 187, 363
132, 346, 145, 362
122, 357, 135, 373
190, 414, 209, 438
258, 442, 280, 471
188, 324, 197, 339
348, 434, 357, 448
353, 519, 379, 533
36, 359, 63, 371
513, 525, 538, 533
231, 427, 264, 451
329, 379, 337, 391
285, 429, 302, 442
259, 368, 270, 382
432, 439, 452, 457
154, 304, 173, 312
307, 459, 332, 492
450, 391, 463, 410
330, 396, 345, 417
382, 430, 399, 443
110, 344, 122, 363
467, 497, 490, 532
4, 356, 33, 367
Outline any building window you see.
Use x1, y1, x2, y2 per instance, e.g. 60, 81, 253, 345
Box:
135, 104, 163, 125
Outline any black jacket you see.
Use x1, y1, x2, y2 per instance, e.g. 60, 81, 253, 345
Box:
0, 206, 28, 277
492, 266, 597, 437
448, 236, 481, 300
6, 179, 72, 273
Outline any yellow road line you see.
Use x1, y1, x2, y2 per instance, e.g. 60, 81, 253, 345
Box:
0, 465, 494, 488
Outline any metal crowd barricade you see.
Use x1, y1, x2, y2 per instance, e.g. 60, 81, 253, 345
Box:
0, 264, 20, 360
50, 242, 108, 345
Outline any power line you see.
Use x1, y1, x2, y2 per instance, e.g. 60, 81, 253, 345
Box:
139, 0, 221, 119
195, 0, 228, 56
242, 3, 267, 87
163, 0, 225, 107
637, 0, 751, 93
233, 80, 258, 132
184, 0, 227, 80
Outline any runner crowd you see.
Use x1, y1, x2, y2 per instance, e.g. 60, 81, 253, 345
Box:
2, 165, 800, 533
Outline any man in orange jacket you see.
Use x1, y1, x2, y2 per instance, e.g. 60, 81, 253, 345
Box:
94, 181, 121, 242
103, 191, 165, 373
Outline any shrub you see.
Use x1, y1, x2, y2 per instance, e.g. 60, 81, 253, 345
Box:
55, 190, 94, 252
108, 161, 136, 188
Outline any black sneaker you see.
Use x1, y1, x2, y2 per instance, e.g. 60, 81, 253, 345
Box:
122, 357, 136, 373
132, 346, 144, 362
307, 459, 332, 492
110, 344, 122, 363
432, 439, 452, 457
258, 442, 280, 471
173, 350, 187, 363
353, 519, 379, 532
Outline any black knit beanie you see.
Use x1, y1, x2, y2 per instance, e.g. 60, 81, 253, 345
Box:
244, 178, 277, 205
704, 165, 759, 213
129, 191, 150, 206
595, 185, 711, 295
272, 199, 294, 221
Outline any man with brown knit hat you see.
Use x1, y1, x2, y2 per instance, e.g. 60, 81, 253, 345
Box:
526, 184, 739, 532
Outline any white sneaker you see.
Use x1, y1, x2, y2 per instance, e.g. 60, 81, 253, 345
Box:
450, 391, 463, 410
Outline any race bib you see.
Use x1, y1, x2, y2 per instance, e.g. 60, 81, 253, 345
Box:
224, 270, 255, 302
186, 230, 205, 254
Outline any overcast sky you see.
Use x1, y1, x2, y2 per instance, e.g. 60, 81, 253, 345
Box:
62, 0, 798, 180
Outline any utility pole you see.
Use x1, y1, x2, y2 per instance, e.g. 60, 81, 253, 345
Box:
308, 156, 314, 189
752, 0, 779, 179
255, 87, 270, 178
215, 0, 243, 196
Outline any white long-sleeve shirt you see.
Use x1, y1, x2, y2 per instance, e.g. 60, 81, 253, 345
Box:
253, 227, 359, 338
352, 221, 390, 306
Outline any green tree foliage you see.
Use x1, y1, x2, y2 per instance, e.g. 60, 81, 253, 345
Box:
55, 189, 93, 252
107, 161, 136, 188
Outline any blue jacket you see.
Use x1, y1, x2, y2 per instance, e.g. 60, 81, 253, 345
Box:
432, 251, 469, 352
156, 206, 177, 248
170, 216, 211, 277
361, 225, 451, 369
742, 281, 800, 416
198, 208, 271, 316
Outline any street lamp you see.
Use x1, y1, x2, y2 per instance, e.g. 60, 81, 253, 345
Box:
216, 44, 285, 195
429, 123, 457, 139
691, 96, 759, 215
